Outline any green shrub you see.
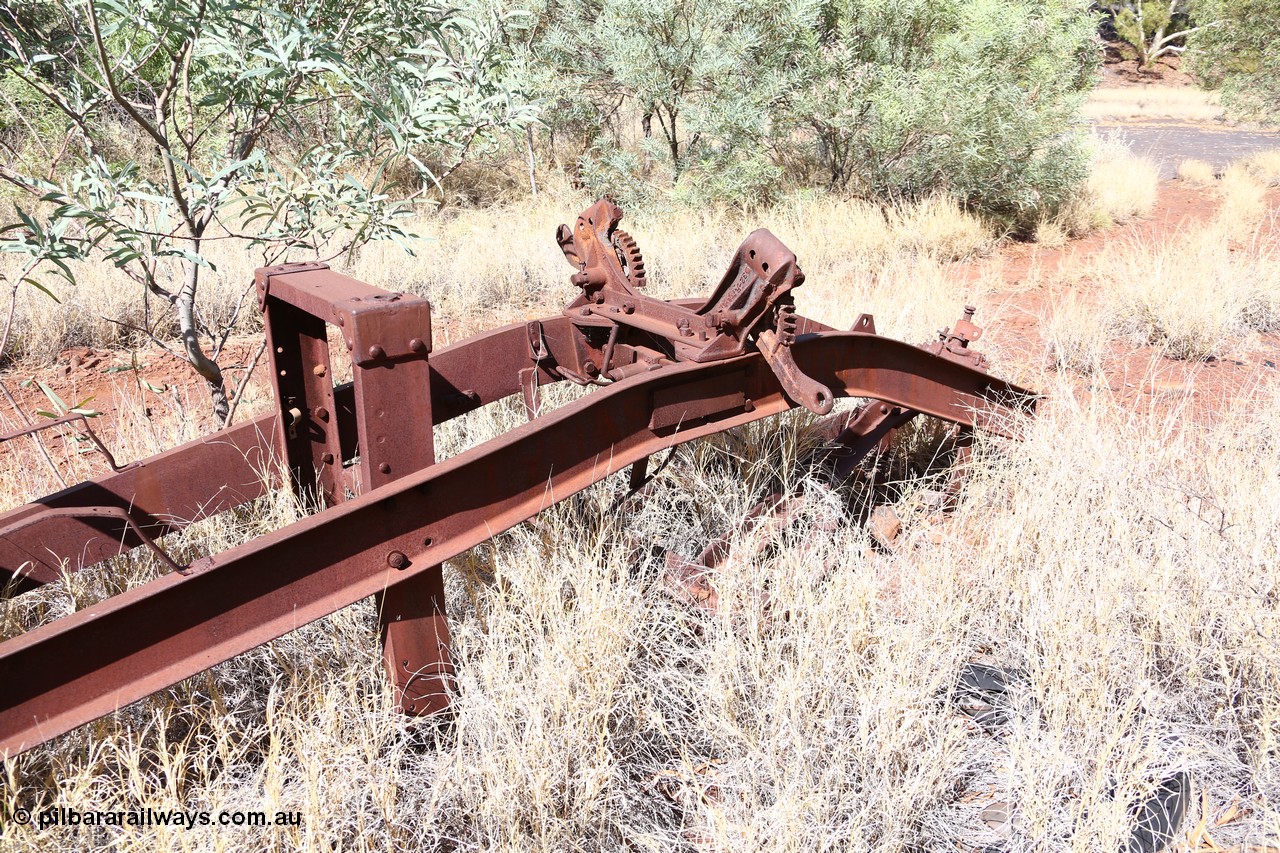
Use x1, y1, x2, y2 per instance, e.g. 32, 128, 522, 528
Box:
782, 0, 1100, 228
1189, 0, 1280, 124
511, 0, 1100, 223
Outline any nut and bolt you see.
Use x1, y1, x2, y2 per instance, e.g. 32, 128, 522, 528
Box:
387, 551, 410, 570
368, 344, 386, 360
409, 338, 428, 354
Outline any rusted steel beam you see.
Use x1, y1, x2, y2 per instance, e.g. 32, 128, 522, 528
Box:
0, 332, 1033, 755
0, 203, 1039, 759
258, 263, 458, 717
0, 307, 803, 592
0, 316, 580, 590
0, 417, 279, 590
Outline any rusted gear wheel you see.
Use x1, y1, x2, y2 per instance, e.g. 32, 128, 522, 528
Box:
613, 229, 647, 289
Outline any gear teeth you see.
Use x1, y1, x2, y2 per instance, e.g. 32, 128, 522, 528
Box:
613, 229, 647, 289
777, 303, 798, 346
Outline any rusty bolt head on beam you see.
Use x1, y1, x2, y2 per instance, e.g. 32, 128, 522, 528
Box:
410, 338, 428, 355
387, 551, 410, 570
368, 344, 386, 360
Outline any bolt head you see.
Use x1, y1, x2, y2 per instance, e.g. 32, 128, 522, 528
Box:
409, 338, 428, 354
387, 551, 410, 569
379, 462, 392, 474
369, 344, 386, 359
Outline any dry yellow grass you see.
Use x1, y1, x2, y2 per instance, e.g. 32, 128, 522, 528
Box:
1083, 85, 1225, 123
1086, 217, 1280, 361
1238, 149, 1280, 186
1037, 157, 1280, 372
1216, 164, 1271, 240
1, 191, 995, 360
1177, 158, 1217, 187
1042, 290, 1107, 373
1053, 135, 1160, 239
4, 369, 1280, 850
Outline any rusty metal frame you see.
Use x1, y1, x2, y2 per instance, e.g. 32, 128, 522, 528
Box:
0, 200, 1038, 757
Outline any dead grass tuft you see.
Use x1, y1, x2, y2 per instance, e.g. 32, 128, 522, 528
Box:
1082, 85, 1224, 123
1054, 136, 1160, 238
1176, 158, 1217, 187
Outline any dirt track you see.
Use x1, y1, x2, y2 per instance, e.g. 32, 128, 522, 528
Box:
1094, 121, 1280, 179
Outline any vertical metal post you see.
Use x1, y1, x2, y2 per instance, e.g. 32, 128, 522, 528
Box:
356, 354, 455, 716
260, 270, 344, 506
257, 265, 454, 715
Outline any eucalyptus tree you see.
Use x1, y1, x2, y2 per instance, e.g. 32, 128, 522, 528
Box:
1103, 0, 1213, 68
0, 0, 533, 421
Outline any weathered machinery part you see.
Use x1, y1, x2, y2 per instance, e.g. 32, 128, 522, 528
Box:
956, 662, 1022, 735
0, 330, 1034, 755
0, 200, 1038, 756
665, 300, 1003, 612
1128, 772, 1191, 853
950, 663, 1190, 853
756, 327, 834, 416
612, 228, 646, 289
556, 200, 836, 413
663, 491, 795, 614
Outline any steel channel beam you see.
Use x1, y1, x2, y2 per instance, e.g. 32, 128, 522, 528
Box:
0, 317, 578, 589
0, 418, 280, 589
0, 332, 1033, 755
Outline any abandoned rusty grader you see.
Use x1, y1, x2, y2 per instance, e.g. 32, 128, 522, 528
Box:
0, 199, 1037, 756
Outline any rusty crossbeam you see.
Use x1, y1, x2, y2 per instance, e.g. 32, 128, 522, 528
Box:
0, 198, 1038, 757
0, 316, 582, 590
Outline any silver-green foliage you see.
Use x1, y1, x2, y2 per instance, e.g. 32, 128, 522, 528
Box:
1189, 0, 1280, 123
1103, 0, 1208, 68
791, 0, 1100, 222
510, 0, 1099, 220
0, 0, 535, 418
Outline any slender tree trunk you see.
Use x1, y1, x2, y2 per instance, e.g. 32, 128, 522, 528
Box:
525, 125, 538, 198
642, 109, 653, 176
180, 231, 229, 424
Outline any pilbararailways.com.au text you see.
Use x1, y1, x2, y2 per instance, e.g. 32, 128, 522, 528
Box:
19, 807, 302, 830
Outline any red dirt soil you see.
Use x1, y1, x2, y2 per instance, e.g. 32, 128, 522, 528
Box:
965, 183, 1280, 422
